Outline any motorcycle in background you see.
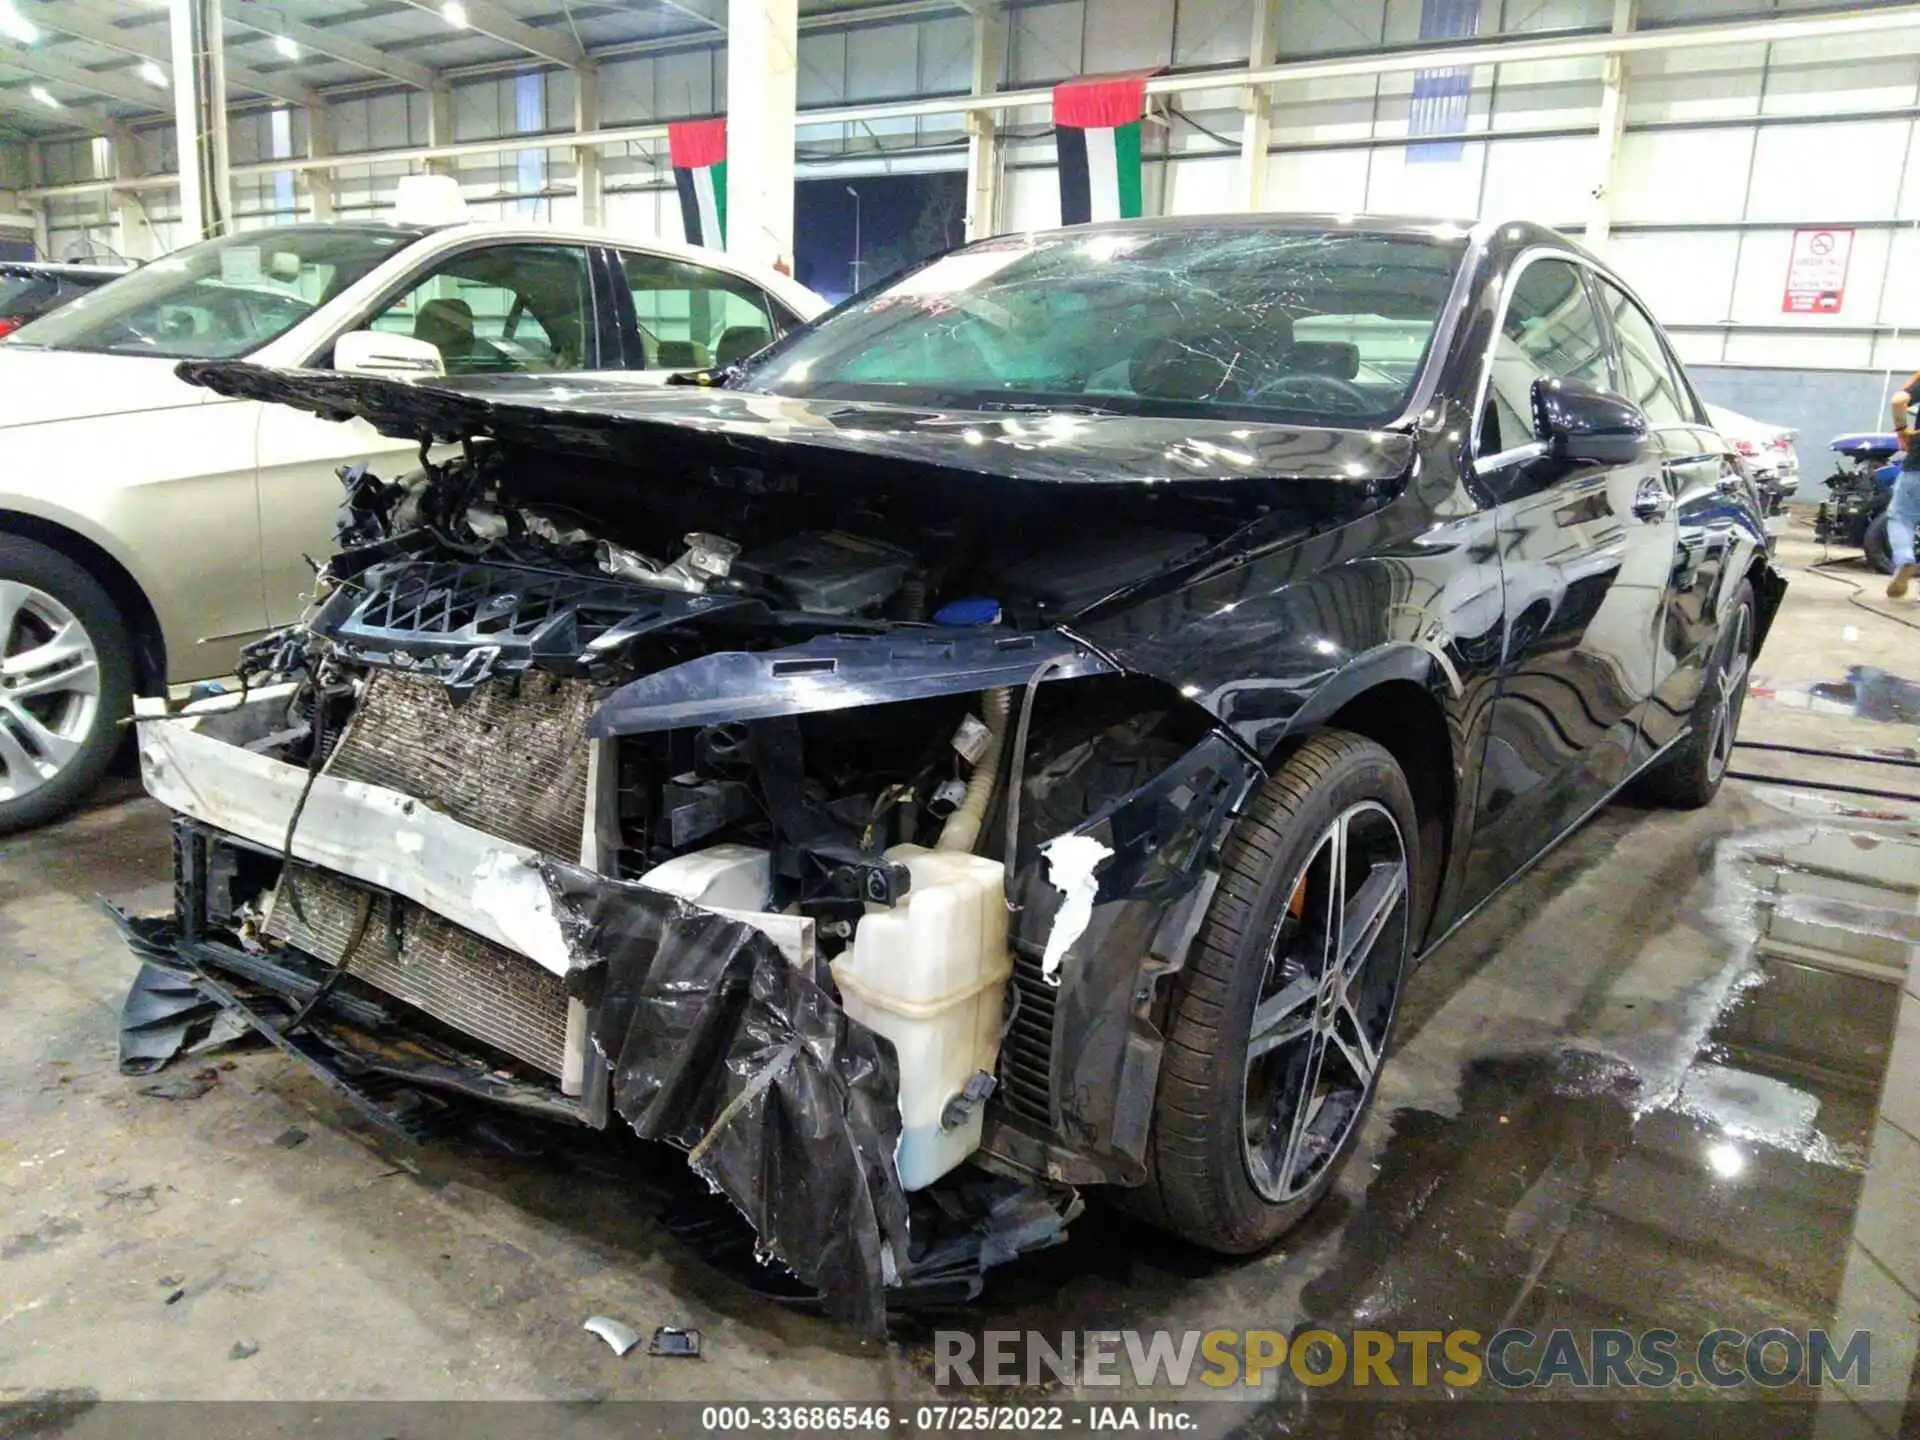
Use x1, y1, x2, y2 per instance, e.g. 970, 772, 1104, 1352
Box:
1815, 432, 1905, 573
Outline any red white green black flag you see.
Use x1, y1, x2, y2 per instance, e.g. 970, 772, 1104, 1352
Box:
1053, 76, 1147, 226
669, 119, 727, 249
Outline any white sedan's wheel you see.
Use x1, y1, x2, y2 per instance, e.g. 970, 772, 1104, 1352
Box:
0, 536, 134, 835
0, 581, 103, 803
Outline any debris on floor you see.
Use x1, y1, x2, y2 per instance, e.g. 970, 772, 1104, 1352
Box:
272, 1127, 308, 1150
138, 1068, 221, 1102
648, 1325, 700, 1358
228, 1339, 258, 1361
582, 1315, 641, 1357
117, 964, 225, 1076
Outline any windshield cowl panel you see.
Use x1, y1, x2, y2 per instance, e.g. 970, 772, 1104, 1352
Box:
741, 224, 1467, 431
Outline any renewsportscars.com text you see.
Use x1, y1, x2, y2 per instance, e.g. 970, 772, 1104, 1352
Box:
932, 1327, 1872, 1390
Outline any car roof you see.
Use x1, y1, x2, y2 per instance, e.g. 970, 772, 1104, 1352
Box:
412, 219, 825, 314
986, 211, 1495, 243
221, 216, 824, 318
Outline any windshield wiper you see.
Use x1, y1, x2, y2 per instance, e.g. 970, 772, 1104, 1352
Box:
969, 399, 1121, 416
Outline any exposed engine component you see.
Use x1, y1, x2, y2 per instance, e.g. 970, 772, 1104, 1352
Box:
738, 530, 916, 616
597, 531, 742, 594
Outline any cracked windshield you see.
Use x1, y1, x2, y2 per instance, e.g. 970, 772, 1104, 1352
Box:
749, 225, 1466, 426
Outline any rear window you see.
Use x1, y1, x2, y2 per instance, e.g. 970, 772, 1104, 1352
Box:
0, 272, 54, 314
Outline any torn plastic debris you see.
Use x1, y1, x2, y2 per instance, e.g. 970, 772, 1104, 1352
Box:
583, 1316, 642, 1356
1038, 834, 1112, 986
118, 962, 226, 1075
542, 859, 911, 1337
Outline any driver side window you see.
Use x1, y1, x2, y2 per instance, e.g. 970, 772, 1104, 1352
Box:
361, 243, 593, 376
1481, 258, 1611, 458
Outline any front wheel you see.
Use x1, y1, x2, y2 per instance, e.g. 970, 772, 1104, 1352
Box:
1135, 730, 1416, 1253
0, 536, 135, 835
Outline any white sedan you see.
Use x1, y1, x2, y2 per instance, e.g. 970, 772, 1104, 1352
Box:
0, 215, 824, 832
1706, 402, 1799, 514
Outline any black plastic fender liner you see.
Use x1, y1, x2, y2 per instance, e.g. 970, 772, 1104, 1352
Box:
542, 860, 911, 1336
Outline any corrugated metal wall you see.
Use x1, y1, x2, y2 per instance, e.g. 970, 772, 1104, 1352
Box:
19, 0, 1920, 392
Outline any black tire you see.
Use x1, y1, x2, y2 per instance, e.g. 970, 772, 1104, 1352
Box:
1638, 579, 1755, 811
1865, 511, 1896, 575
1134, 730, 1417, 1253
0, 535, 135, 835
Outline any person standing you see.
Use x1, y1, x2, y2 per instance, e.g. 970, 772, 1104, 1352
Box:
1887, 366, 1920, 597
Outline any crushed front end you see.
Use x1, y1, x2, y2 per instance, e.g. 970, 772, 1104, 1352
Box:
113, 383, 1309, 1328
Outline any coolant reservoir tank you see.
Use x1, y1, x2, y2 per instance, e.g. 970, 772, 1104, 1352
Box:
830, 844, 1011, 1190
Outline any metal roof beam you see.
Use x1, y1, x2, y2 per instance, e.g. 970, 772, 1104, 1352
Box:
0, 86, 111, 135
0, 42, 168, 112
225, 8, 439, 90
394, 0, 588, 70
654, 0, 725, 29
35, 1, 318, 109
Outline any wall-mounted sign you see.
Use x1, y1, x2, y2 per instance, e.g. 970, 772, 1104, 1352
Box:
1783, 228, 1853, 313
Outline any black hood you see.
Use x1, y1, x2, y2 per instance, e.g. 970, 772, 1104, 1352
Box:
176, 360, 1415, 490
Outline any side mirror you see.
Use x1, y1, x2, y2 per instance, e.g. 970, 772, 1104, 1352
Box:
333, 330, 445, 378
1531, 375, 1647, 466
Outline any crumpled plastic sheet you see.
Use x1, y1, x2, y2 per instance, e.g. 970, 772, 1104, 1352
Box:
542, 859, 912, 1336
118, 961, 225, 1076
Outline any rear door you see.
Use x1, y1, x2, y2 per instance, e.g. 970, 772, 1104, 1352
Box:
1462, 254, 1679, 902
1594, 276, 1740, 762
605, 247, 797, 375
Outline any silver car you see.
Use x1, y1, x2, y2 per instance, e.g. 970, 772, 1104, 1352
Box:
0, 218, 824, 833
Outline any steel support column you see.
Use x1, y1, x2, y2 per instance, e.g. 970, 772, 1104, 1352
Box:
426, 86, 454, 177
110, 124, 157, 260
574, 66, 603, 228
1585, 0, 1636, 251
308, 102, 335, 222
170, 0, 230, 241
1237, 0, 1281, 211
964, 3, 1005, 241
726, 0, 798, 272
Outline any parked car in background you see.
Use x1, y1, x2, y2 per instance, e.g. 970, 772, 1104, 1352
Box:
1706, 402, 1799, 514
1815, 431, 1905, 572
0, 218, 824, 833
121, 216, 1783, 1325
0, 259, 134, 337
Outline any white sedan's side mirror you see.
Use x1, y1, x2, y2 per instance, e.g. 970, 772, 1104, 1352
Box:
333, 330, 446, 377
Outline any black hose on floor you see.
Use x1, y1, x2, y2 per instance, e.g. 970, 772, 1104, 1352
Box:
1735, 740, 1920, 768
1723, 770, 1920, 803
1800, 560, 1920, 634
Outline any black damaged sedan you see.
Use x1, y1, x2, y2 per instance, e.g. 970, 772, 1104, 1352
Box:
123, 215, 1783, 1329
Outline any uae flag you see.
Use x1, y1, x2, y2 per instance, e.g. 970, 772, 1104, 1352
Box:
1054, 75, 1147, 226
669, 118, 727, 248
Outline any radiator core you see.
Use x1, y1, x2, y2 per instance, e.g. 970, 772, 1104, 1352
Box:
265, 863, 570, 1077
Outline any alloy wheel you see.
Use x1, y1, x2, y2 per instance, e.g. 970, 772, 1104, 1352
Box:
1242, 800, 1410, 1203
0, 580, 102, 804
1705, 605, 1752, 786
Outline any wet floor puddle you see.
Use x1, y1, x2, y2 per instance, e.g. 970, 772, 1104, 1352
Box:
1751, 664, 1920, 727
1251, 820, 1919, 1435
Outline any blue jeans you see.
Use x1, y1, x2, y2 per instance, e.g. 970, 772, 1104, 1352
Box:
1893, 468, 1920, 570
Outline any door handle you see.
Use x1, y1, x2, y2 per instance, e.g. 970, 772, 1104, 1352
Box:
1632, 477, 1674, 522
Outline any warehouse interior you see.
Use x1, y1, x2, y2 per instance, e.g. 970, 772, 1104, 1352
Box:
2, 1, 1920, 1435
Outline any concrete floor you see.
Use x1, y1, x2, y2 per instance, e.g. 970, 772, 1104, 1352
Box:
4, 530, 1920, 1437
